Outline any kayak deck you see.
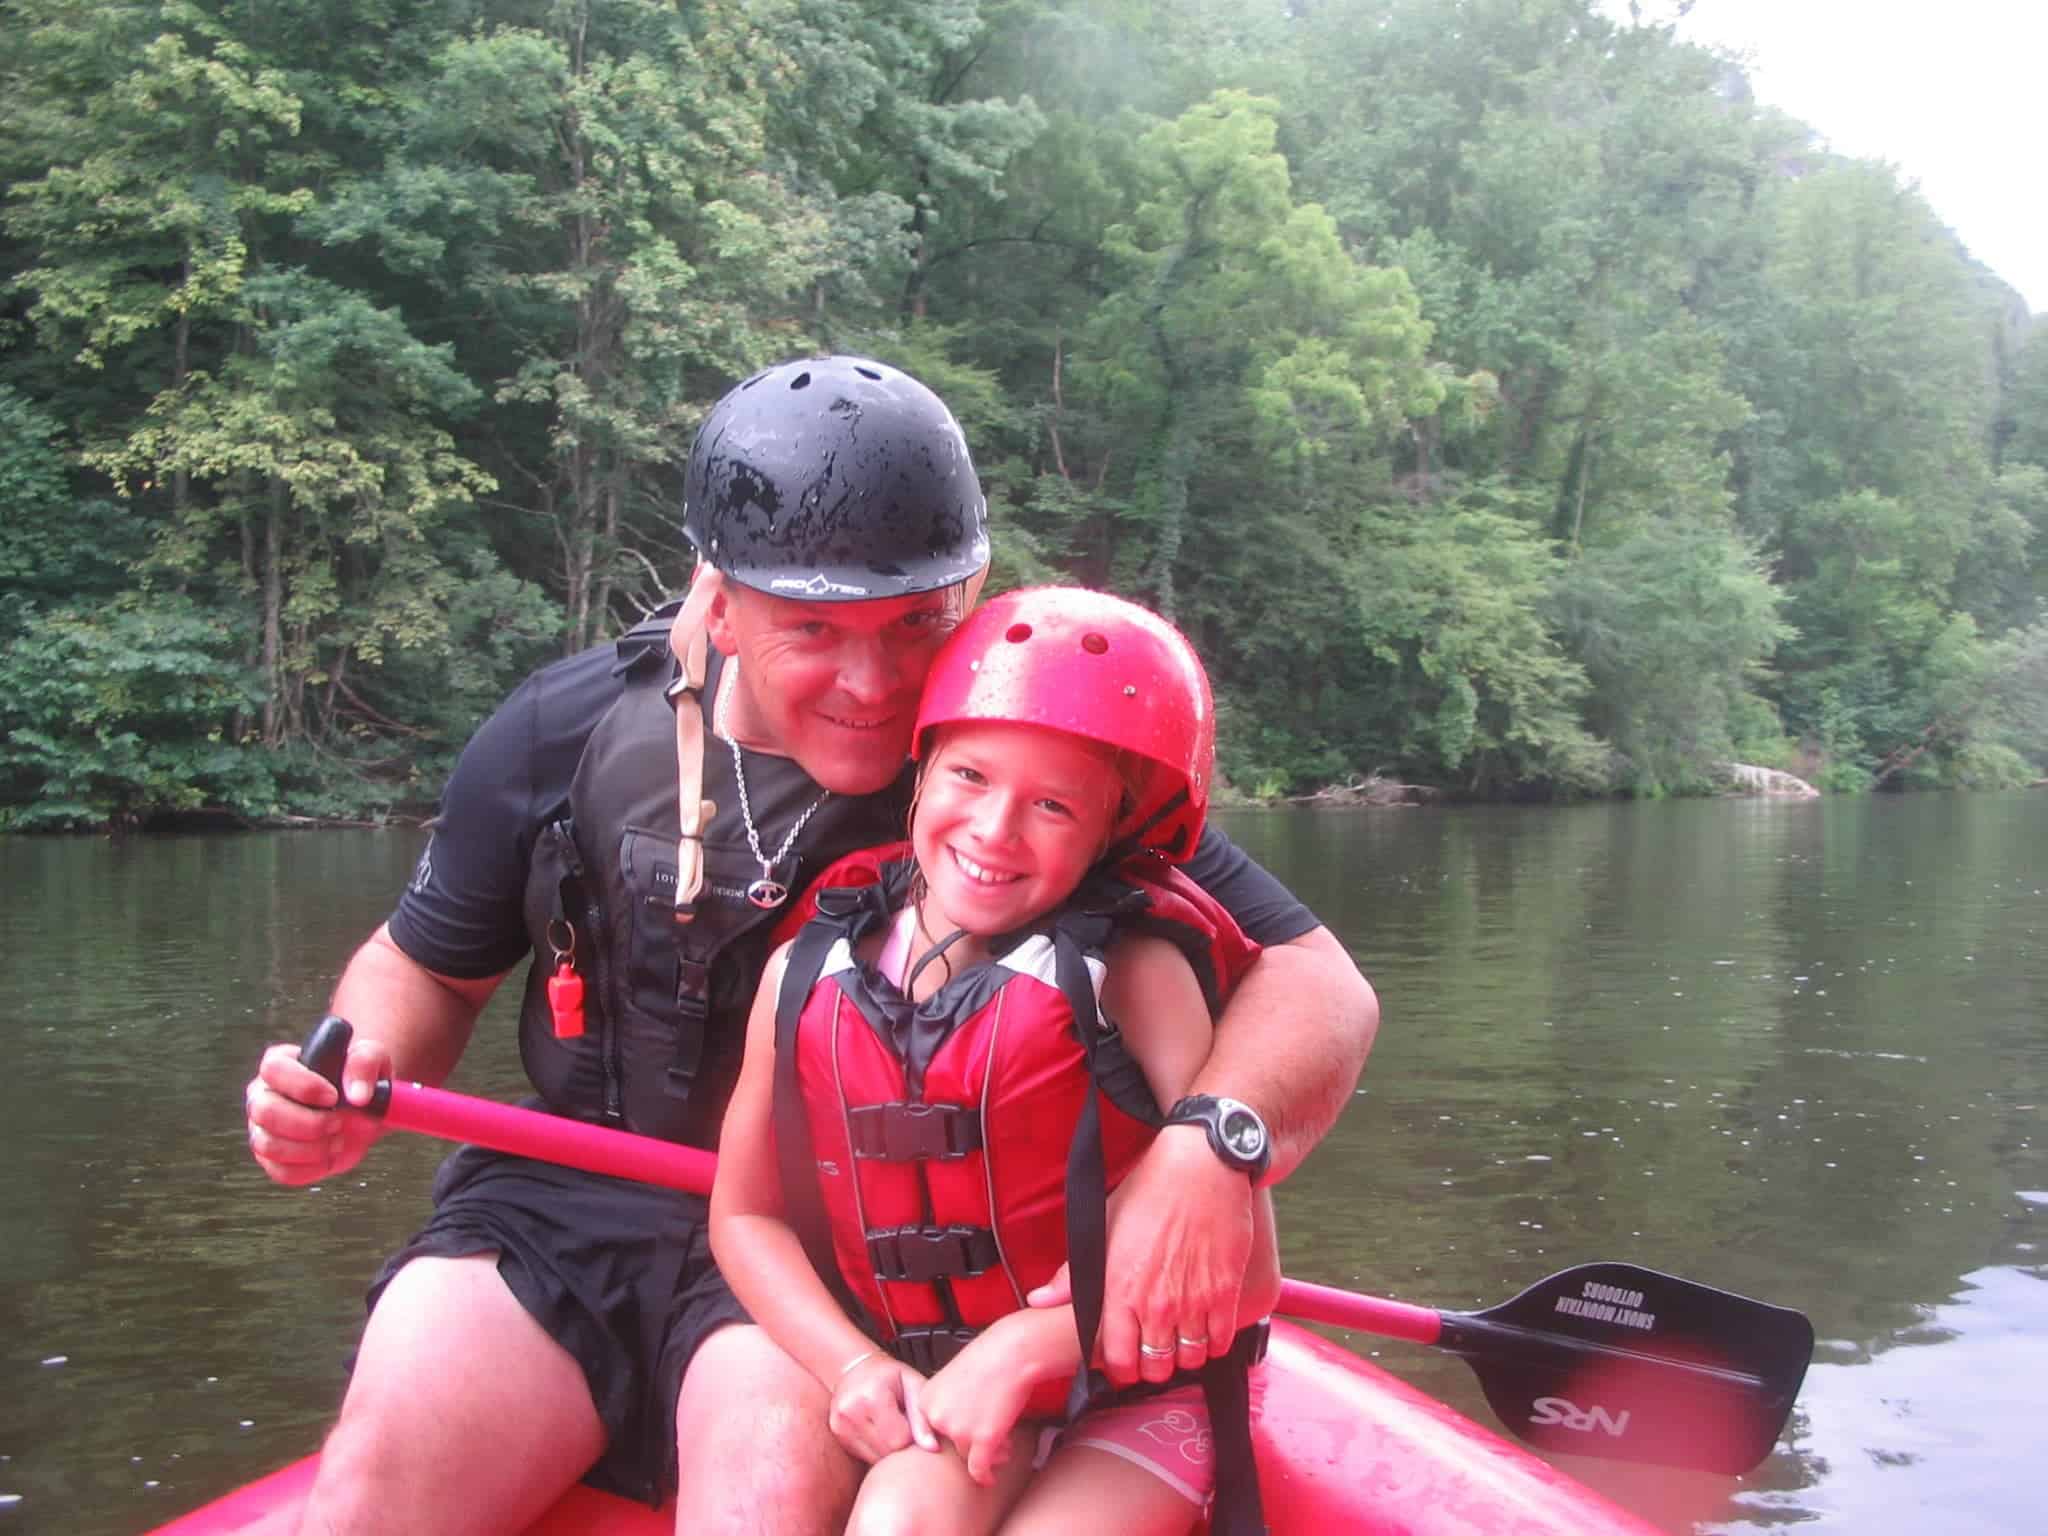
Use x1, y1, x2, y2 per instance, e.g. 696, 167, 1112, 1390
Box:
148, 1323, 1664, 1535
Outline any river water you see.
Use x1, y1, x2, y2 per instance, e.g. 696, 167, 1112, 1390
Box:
1, 793, 2043, 1534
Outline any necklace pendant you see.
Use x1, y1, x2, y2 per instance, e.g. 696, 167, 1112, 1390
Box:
746, 874, 790, 910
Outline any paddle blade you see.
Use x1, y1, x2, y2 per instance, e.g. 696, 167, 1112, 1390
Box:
1442, 1262, 1812, 1475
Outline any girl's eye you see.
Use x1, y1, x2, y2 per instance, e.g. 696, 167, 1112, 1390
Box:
951, 765, 986, 785
1037, 798, 1075, 819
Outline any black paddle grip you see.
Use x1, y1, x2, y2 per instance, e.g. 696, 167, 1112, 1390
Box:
301, 1015, 354, 1090
299, 1014, 392, 1114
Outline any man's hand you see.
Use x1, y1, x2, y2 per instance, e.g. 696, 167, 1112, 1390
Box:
244, 1036, 391, 1185
1031, 1127, 1254, 1385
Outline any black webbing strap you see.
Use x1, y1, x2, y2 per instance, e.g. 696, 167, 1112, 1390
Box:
772, 918, 856, 1288
1200, 1323, 1270, 1536
1049, 922, 1267, 1533
1053, 927, 1116, 1424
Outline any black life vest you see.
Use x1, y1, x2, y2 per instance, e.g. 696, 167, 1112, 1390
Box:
515, 606, 908, 1145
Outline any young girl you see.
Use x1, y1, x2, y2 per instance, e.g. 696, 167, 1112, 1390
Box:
710, 586, 1280, 1536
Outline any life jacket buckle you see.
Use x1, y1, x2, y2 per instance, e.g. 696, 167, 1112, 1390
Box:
888, 1325, 979, 1373
866, 1223, 999, 1283
848, 1101, 984, 1161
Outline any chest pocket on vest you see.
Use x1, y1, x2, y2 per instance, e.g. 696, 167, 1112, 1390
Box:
616, 827, 682, 1026
618, 827, 786, 1099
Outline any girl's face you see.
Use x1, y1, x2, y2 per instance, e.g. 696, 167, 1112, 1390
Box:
912, 721, 1122, 936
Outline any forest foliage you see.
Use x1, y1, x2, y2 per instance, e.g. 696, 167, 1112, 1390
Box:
1, 0, 2042, 828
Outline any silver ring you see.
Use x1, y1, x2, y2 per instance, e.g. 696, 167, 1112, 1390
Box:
1177, 1334, 1209, 1350
1138, 1342, 1175, 1360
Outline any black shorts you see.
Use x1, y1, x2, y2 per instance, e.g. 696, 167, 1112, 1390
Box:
367, 1137, 749, 1506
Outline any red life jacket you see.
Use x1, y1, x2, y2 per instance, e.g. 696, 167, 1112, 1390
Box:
769, 843, 1259, 1401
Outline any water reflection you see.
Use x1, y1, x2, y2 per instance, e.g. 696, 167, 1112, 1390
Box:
1712, 1262, 2048, 1532
1225, 793, 2047, 1532
2, 794, 2043, 1533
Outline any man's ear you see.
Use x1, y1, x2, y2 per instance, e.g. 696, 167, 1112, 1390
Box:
697, 565, 740, 656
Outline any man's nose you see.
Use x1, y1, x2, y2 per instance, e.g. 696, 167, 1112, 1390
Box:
835, 634, 902, 704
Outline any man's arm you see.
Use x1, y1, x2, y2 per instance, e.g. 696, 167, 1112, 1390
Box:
1191, 924, 1376, 1178
1083, 914, 1377, 1384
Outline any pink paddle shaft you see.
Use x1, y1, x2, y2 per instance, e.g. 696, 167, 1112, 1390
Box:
1274, 1277, 1443, 1345
377, 1080, 1443, 1347
379, 1080, 717, 1193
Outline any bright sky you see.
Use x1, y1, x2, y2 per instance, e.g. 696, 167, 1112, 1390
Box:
1607, 0, 2047, 314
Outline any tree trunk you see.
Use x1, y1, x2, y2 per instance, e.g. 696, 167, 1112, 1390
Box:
260, 477, 285, 747
171, 282, 191, 515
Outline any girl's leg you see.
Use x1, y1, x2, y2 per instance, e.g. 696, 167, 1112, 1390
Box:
997, 1444, 1200, 1536
844, 1427, 1038, 1536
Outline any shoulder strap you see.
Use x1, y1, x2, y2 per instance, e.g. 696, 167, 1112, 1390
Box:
771, 918, 854, 1286
770, 888, 889, 1296
665, 566, 720, 922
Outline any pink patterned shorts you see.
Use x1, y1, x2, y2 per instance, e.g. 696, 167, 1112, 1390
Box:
1037, 1368, 1268, 1506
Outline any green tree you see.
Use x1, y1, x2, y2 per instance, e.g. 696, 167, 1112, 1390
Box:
1556, 524, 1791, 793
314, 0, 836, 650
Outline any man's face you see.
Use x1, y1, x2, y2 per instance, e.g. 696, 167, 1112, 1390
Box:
706, 578, 963, 795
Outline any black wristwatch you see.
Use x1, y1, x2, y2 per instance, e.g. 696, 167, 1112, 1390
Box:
1164, 1094, 1271, 1182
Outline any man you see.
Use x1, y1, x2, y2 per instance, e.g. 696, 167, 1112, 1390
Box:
244, 355, 1376, 1536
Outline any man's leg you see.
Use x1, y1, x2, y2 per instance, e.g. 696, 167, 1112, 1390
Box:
671, 1323, 863, 1536
298, 1254, 606, 1536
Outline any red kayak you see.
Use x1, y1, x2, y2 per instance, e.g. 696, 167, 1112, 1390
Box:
144, 1322, 1670, 1535
157, 1030, 1805, 1533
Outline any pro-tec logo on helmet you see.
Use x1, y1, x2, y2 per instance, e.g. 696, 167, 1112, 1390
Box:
771, 574, 871, 598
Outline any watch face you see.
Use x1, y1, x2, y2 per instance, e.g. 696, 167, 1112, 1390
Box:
1218, 1101, 1267, 1159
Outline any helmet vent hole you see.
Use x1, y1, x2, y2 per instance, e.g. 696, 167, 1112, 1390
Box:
788, 371, 812, 391
1081, 632, 1109, 655
1005, 623, 1033, 644
854, 365, 882, 380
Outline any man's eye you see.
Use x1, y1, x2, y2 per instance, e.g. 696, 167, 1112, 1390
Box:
900, 608, 948, 633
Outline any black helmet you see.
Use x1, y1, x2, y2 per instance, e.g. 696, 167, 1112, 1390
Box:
682, 355, 990, 601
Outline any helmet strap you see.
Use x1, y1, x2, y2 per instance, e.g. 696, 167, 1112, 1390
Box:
1107, 783, 1194, 865
904, 923, 975, 999
664, 566, 721, 923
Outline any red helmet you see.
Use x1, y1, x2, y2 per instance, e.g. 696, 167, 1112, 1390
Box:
914, 587, 1215, 861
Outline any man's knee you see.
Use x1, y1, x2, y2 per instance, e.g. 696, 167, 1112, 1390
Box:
303, 1255, 603, 1536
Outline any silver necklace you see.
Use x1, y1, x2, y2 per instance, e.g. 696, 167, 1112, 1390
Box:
717, 659, 830, 909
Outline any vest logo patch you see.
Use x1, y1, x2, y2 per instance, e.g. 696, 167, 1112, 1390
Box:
651, 863, 677, 896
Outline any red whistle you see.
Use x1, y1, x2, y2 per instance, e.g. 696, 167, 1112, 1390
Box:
548, 962, 585, 1039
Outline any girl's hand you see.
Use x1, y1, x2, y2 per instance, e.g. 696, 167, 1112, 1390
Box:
827, 1353, 938, 1464
920, 1325, 1038, 1486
